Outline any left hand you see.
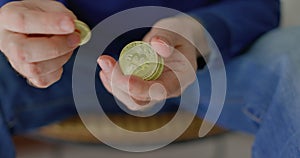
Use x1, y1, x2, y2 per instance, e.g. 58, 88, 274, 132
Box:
98, 16, 209, 110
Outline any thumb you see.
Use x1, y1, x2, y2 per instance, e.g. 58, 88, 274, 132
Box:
150, 36, 174, 58
143, 27, 177, 58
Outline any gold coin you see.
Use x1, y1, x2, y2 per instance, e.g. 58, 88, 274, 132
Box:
145, 56, 164, 80
119, 41, 164, 80
74, 20, 91, 45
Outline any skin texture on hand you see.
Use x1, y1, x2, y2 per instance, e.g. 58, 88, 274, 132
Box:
0, 0, 80, 88
98, 15, 208, 111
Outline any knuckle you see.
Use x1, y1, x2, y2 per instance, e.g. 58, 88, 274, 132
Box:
11, 11, 26, 32
58, 69, 64, 77
1, 2, 26, 32
7, 41, 26, 62
34, 77, 50, 88
50, 1, 65, 8
25, 63, 41, 77
128, 86, 147, 100
49, 1, 76, 19
128, 86, 138, 95
49, 45, 61, 57
8, 61, 24, 77
55, 69, 64, 82
128, 78, 144, 94
32, 69, 64, 88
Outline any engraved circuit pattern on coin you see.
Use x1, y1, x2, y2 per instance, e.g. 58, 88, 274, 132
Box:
74, 20, 92, 45
119, 41, 164, 80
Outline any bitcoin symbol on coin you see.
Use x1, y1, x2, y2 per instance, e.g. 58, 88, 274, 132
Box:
119, 41, 164, 80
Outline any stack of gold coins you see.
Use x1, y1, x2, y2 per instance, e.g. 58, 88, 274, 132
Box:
119, 41, 164, 80
74, 20, 91, 45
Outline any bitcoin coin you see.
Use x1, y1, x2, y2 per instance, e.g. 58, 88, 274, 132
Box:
119, 41, 164, 80
145, 56, 164, 80
74, 20, 91, 45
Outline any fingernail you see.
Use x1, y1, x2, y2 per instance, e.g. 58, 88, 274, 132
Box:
60, 17, 74, 32
99, 59, 111, 73
152, 37, 169, 46
67, 33, 80, 47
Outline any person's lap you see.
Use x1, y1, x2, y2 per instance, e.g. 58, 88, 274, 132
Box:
195, 26, 300, 157
0, 27, 299, 157
244, 27, 300, 158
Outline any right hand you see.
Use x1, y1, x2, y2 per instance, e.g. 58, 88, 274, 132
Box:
0, 0, 80, 88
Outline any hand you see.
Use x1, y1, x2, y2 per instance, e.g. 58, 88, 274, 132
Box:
0, 0, 80, 88
98, 15, 208, 110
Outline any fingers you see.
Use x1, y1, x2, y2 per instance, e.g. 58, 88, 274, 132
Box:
10, 52, 72, 78
30, 0, 77, 19
0, 1, 79, 88
98, 55, 167, 101
98, 53, 196, 111
143, 28, 176, 58
27, 68, 64, 88
0, 29, 79, 88
100, 66, 144, 111
0, 1, 75, 34
158, 69, 182, 98
98, 55, 130, 92
99, 71, 112, 93
100, 68, 157, 111
0, 31, 80, 62
0, 29, 77, 88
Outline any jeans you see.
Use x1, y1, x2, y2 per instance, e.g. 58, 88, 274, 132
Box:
196, 26, 300, 158
0, 27, 299, 158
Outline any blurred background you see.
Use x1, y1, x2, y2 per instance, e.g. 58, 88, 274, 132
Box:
14, 0, 300, 157
14, 132, 253, 158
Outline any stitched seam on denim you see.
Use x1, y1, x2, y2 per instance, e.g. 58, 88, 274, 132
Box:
242, 107, 262, 123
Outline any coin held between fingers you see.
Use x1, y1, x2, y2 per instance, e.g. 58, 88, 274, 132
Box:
74, 20, 91, 45
119, 41, 164, 80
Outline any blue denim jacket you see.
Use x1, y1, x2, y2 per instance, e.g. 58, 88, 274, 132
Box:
0, 0, 280, 61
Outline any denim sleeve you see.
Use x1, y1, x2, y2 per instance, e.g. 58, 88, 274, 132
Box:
189, 0, 280, 62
